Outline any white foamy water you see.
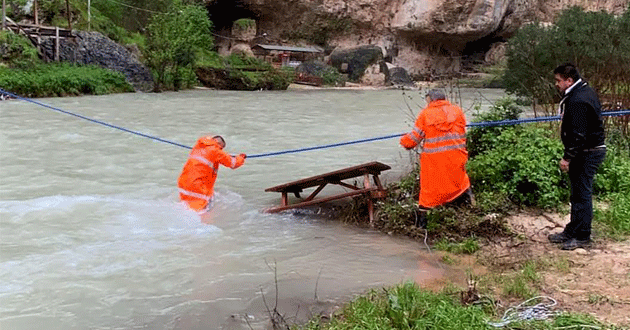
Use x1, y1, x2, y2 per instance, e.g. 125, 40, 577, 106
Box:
0, 88, 507, 329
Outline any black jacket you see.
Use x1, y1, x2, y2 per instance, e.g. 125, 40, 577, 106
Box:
559, 81, 606, 161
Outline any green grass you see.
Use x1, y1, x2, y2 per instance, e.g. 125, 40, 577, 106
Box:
0, 63, 134, 97
295, 282, 616, 330
434, 237, 480, 255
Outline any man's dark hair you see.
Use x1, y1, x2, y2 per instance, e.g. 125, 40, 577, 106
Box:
553, 63, 581, 82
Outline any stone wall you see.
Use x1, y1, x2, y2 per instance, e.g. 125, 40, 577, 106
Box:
40, 31, 154, 92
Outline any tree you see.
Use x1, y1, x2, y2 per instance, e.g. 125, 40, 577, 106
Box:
145, 1, 212, 91
503, 5, 630, 115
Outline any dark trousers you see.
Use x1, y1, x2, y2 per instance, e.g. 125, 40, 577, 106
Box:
563, 149, 606, 240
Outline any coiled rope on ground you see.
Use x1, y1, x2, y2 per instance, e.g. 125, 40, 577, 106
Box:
486, 296, 559, 328
2, 88, 629, 159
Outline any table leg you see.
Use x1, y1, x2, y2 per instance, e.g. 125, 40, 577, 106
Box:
364, 174, 374, 226
281, 192, 288, 206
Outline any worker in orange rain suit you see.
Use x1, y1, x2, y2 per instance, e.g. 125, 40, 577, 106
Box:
400, 89, 472, 228
178, 135, 246, 212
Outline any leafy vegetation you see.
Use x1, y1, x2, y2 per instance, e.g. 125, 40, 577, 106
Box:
144, 1, 213, 91
0, 31, 39, 68
233, 18, 255, 30
0, 32, 133, 96
195, 53, 293, 90
296, 282, 616, 330
0, 63, 134, 97
503, 5, 630, 115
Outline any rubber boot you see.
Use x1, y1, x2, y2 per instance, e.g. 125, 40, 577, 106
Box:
415, 209, 428, 229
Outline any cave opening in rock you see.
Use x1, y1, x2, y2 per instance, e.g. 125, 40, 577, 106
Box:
205, 0, 258, 32
461, 35, 505, 72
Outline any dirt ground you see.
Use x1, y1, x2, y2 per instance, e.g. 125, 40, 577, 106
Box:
467, 212, 630, 327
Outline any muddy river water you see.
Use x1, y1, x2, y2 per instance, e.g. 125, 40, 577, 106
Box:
0, 88, 508, 329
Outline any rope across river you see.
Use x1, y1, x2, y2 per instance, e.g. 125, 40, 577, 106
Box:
2, 88, 629, 159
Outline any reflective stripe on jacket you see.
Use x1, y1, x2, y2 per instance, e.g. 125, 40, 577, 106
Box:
400, 99, 471, 208
177, 136, 245, 211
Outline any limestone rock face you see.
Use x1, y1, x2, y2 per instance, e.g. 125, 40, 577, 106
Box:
229, 19, 256, 56
210, 0, 628, 78
329, 45, 384, 82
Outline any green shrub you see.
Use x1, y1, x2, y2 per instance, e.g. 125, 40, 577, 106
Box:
0, 31, 40, 68
467, 125, 568, 208
145, 2, 213, 91
467, 97, 523, 157
504, 5, 630, 115
595, 193, 630, 236
0, 63, 133, 97
594, 146, 630, 196
233, 18, 255, 30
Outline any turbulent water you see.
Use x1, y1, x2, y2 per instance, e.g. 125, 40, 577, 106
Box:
0, 88, 508, 329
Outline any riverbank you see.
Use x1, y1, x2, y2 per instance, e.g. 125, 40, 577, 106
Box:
281, 209, 630, 329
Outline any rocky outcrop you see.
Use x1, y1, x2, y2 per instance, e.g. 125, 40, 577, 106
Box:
208, 0, 628, 79
229, 19, 256, 56
329, 45, 383, 82
385, 64, 415, 87
39, 31, 153, 91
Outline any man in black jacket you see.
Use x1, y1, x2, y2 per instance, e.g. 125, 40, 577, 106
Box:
548, 63, 606, 250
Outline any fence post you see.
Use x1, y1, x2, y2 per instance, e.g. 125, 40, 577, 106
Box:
55, 26, 60, 61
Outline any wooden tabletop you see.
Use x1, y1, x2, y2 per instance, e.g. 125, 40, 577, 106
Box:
265, 161, 391, 193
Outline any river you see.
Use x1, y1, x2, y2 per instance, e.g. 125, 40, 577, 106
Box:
0, 87, 508, 329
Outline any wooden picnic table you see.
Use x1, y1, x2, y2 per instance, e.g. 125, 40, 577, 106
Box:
264, 161, 391, 224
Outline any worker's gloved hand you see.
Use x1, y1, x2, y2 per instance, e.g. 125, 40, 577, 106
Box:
240, 153, 247, 159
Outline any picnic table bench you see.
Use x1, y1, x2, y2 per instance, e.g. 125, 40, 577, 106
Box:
264, 161, 391, 223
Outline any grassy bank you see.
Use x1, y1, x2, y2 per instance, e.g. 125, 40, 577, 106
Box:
0, 63, 134, 97
1, 31, 133, 97
296, 282, 618, 330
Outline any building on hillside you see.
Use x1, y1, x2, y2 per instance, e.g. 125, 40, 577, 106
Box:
251, 44, 324, 67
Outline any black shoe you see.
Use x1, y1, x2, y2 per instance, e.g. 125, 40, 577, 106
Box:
561, 238, 591, 250
548, 232, 570, 243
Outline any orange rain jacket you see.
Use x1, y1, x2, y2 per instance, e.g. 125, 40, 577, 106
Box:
178, 136, 245, 212
400, 99, 471, 208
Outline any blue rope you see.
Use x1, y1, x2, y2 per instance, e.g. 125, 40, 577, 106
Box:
247, 133, 404, 158
248, 110, 630, 158
2, 88, 629, 158
1, 88, 193, 150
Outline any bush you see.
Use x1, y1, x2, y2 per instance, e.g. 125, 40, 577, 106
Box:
467, 97, 523, 157
503, 5, 630, 115
0, 63, 134, 97
0, 31, 40, 68
145, 2, 213, 91
595, 193, 630, 236
593, 146, 630, 195
467, 125, 568, 208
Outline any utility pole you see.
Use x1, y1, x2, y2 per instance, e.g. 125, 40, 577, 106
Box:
34, 0, 38, 26
2, 0, 6, 31
88, 0, 90, 31
65, 0, 71, 30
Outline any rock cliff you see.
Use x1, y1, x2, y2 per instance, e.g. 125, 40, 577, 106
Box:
205, 0, 628, 79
